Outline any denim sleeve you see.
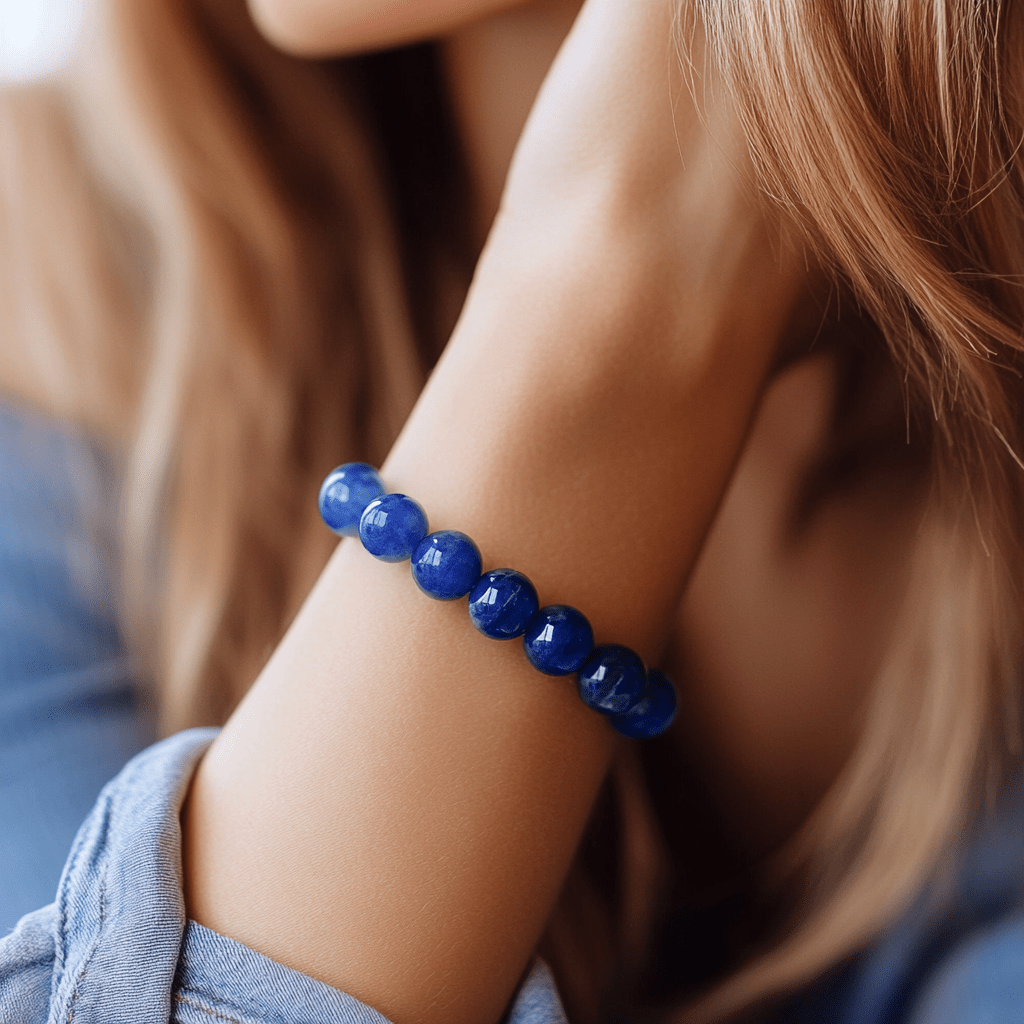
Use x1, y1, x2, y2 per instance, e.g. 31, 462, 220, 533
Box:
0, 730, 568, 1024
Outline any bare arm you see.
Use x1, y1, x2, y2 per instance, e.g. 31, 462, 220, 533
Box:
182, 4, 806, 1023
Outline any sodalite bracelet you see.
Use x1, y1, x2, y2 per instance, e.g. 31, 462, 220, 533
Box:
318, 462, 677, 738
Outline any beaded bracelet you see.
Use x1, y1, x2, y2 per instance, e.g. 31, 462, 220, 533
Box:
318, 462, 678, 739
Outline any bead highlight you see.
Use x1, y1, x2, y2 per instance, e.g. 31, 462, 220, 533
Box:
412, 530, 483, 600
359, 494, 429, 562
523, 605, 594, 676
609, 669, 678, 739
318, 463, 385, 537
468, 569, 539, 640
577, 644, 647, 715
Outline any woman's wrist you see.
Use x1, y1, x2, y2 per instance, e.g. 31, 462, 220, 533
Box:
383, 191, 801, 656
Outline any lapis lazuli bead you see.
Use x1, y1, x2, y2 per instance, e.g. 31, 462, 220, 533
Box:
411, 530, 483, 600
523, 605, 594, 676
468, 568, 539, 640
318, 463, 386, 537
609, 669, 678, 739
359, 493, 429, 562
577, 644, 647, 716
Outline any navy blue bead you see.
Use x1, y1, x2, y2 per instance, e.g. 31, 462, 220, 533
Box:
468, 569, 539, 640
609, 670, 678, 739
523, 605, 594, 676
359, 494, 429, 562
318, 463, 385, 537
577, 645, 647, 715
411, 530, 483, 600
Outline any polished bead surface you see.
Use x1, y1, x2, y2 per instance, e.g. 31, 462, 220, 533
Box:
468, 568, 539, 640
318, 463, 385, 537
522, 605, 594, 676
359, 493, 429, 562
411, 530, 483, 600
577, 644, 647, 715
610, 669, 678, 739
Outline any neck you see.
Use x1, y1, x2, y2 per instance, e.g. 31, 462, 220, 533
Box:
441, 0, 582, 246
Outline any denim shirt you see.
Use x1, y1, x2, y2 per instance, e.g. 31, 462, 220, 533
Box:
1, 397, 1023, 1024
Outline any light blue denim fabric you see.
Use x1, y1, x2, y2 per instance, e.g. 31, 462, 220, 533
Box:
0, 729, 567, 1024
0, 399, 155, 931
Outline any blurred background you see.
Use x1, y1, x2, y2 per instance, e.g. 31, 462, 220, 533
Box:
0, 0, 82, 83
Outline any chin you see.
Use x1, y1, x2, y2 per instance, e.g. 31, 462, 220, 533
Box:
248, 0, 524, 56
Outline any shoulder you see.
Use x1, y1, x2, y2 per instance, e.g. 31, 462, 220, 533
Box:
908, 915, 1024, 1024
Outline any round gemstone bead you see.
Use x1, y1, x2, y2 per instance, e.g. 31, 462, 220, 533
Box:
577, 645, 647, 715
609, 669, 678, 739
411, 530, 483, 600
522, 605, 594, 676
318, 463, 385, 537
468, 569, 539, 640
359, 494, 429, 562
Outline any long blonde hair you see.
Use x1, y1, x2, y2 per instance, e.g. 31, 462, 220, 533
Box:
2, 0, 474, 729
1, 0, 1022, 1020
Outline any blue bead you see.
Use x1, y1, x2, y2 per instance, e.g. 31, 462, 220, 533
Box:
359, 493, 429, 562
318, 463, 386, 537
411, 530, 483, 600
468, 569, 539, 640
577, 645, 647, 715
522, 605, 594, 676
609, 670, 678, 739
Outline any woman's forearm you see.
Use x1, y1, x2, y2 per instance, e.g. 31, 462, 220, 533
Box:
181, 211, 802, 1024
181, 5, 806, 1023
